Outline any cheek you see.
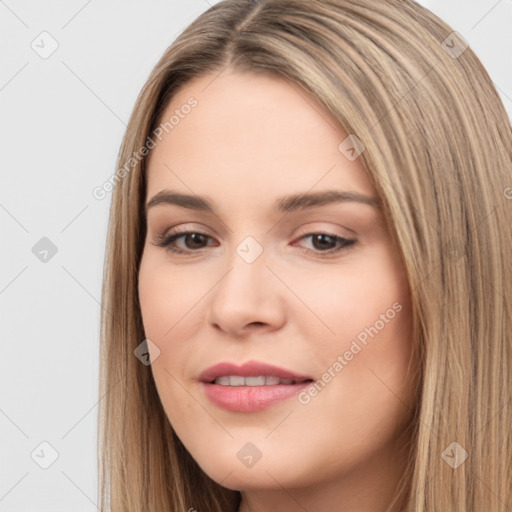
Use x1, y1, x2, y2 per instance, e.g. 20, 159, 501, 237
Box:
138, 258, 202, 426
291, 247, 415, 413
283, 247, 410, 351
138, 254, 206, 340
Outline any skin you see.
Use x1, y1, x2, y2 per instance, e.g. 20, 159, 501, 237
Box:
138, 69, 417, 512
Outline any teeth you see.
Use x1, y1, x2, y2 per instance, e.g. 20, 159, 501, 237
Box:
245, 376, 266, 386
213, 375, 297, 386
230, 375, 245, 386
215, 376, 232, 386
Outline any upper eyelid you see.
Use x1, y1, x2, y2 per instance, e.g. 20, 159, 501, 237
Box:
157, 219, 357, 237
160, 226, 355, 241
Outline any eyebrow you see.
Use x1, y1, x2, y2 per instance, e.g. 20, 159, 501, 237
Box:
144, 189, 381, 215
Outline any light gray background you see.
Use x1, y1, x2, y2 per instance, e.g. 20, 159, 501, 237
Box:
1, 1, 510, 510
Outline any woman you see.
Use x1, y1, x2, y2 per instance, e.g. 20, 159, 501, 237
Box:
98, 0, 512, 510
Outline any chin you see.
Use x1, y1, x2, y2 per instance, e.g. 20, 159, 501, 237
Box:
207, 466, 294, 492
191, 444, 311, 492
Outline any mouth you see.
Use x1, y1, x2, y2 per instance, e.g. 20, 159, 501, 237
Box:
198, 360, 314, 385
209, 375, 313, 386
198, 361, 314, 412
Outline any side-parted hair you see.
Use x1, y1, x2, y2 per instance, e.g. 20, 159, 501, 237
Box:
98, 0, 512, 510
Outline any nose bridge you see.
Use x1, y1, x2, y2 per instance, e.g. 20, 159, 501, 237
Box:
207, 232, 284, 333
235, 234, 265, 266
218, 233, 268, 301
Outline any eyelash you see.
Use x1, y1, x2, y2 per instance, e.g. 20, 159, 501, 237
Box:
154, 229, 357, 257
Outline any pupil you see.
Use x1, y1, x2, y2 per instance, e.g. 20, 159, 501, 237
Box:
186, 233, 206, 249
313, 234, 335, 250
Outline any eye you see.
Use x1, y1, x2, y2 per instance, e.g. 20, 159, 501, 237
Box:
153, 229, 356, 257
293, 232, 356, 255
154, 230, 216, 254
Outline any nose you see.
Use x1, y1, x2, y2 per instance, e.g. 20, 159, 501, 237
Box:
206, 243, 286, 338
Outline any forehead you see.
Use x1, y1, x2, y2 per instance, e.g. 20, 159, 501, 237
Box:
145, 70, 376, 202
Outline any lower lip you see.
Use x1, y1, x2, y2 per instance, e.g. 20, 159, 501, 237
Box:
201, 382, 311, 412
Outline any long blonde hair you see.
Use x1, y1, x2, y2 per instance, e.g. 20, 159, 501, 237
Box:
98, 0, 512, 510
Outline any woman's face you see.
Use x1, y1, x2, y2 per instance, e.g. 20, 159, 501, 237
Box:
138, 70, 416, 500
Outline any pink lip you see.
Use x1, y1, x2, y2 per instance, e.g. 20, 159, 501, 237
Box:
198, 360, 314, 413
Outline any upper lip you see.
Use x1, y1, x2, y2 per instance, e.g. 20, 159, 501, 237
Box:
198, 360, 314, 383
